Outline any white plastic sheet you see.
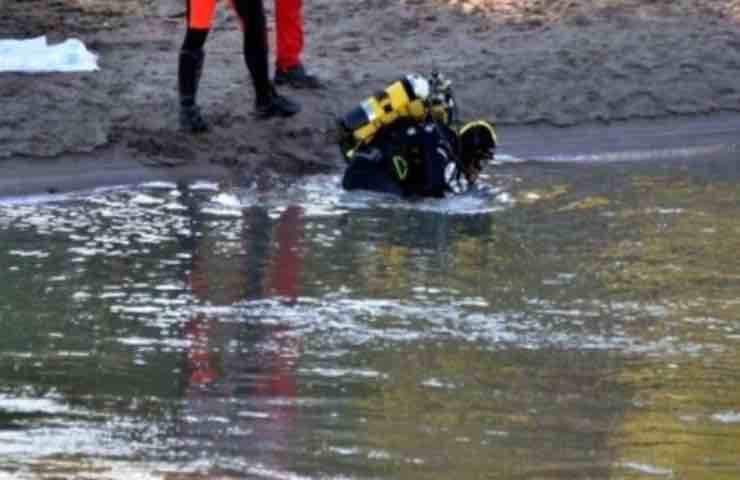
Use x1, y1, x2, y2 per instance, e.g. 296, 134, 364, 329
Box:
0, 36, 99, 73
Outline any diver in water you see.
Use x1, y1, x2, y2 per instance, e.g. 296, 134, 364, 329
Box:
338, 73, 497, 198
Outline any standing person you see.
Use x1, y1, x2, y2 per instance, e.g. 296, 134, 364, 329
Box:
178, 0, 301, 133
273, 0, 322, 89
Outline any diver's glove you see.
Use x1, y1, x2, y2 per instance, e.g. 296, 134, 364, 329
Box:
444, 161, 470, 195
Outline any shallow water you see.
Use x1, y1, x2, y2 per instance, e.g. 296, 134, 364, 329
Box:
1, 155, 739, 479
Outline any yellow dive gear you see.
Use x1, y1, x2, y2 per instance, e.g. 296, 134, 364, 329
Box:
459, 120, 498, 148
339, 72, 456, 161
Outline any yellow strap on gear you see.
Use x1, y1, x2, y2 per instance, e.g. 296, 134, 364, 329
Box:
459, 120, 498, 146
392, 155, 409, 180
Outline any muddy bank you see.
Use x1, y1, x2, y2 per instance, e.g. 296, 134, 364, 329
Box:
3, 113, 739, 198
1, 0, 740, 191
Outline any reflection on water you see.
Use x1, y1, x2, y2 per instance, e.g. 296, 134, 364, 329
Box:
0, 159, 739, 479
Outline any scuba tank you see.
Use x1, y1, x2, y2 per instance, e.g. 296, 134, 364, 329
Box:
338, 72, 457, 161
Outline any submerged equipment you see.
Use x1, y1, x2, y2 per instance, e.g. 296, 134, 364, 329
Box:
338, 72, 457, 161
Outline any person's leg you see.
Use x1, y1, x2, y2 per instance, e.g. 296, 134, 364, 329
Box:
231, 0, 301, 117
275, 0, 303, 71
273, 0, 321, 89
178, 0, 216, 132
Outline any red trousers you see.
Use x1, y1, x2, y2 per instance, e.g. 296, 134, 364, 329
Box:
187, 0, 304, 70
275, 0, 304, 70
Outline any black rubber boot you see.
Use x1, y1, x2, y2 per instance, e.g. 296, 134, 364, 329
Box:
178, 48, 209, 133
255, 86, 301, 119
275, 64, 322, 89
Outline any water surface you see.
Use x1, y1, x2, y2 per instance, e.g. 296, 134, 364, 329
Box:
1, 154, 739, 479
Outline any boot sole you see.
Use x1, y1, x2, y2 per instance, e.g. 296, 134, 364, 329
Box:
254, 109, 301, 119
274, 77, 322, 90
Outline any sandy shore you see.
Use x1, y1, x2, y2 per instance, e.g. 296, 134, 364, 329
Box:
1, 0, 740, 195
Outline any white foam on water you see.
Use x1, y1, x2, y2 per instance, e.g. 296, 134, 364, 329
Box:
711, 411, 740, 423
394, 190, 506, 215
189, 181, 220, 192
654, 208, 685, 215
302, 204, 349, 217
299, 367, 385, 379
620, 462, 674, 477
238, 411, 272, 419
491, 153, 526, 165
242, 464, 321, 480
201, 206, 243, 218
116, 336, 159, 347
328, 446, 361, 456
534, 144, 727, 163
0, 192, 76, 207
160, 457, 340, 480
496, 192, 514, 204
0, 395, 71, 415
155, 283, 187, 291
116, 336, 192, 351
421, 378, 457, 389
453, 297, 489, 308
139, 181, 178, 190
211, 192, 242, 208
222, 295, 673, 356
72, 291, 92, 301
484, 429, 510, 437
131, 193, 164, 206
368, 449, 392, 460
164, 202, 188, 212
111, 306, 161, 315
54, 351, 91, 358
8, 249, 50, 258
1, 460, 166, 480
194, 306, 237, 316
240, 174, 513, 218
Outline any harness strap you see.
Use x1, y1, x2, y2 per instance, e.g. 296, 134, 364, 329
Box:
392, 155, 409, 180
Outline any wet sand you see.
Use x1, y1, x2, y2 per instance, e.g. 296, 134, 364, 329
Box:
1, 0, 740, 196
3, 113, 738, 198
